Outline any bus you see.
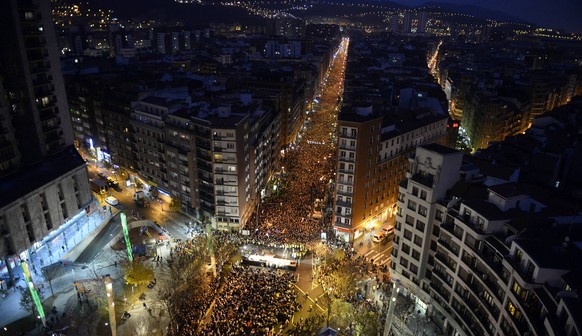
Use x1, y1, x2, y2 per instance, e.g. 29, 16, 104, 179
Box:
90, 179, 108, 195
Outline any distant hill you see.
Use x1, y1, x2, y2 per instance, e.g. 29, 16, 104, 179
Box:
417, 2, 528, 24
83, 0, 264, 25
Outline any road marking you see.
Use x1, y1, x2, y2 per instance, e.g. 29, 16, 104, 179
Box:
380, 246, 392, 254
379, 258, 391, 266
369, 252, 381, 260
364, 249, 376, 257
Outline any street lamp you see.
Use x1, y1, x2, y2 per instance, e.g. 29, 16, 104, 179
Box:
105, 274, 116, 336
383, 280, 400, 336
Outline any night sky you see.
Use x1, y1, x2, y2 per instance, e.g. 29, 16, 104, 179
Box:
392, 0, 582, 33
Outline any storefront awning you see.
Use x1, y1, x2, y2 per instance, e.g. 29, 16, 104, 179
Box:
333, 226, 353, 233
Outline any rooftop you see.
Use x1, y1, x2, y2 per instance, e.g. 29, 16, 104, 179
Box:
0, 146, 87, 209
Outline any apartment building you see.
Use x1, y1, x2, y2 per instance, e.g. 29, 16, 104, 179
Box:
391, 145, 582, 336
332, 97, 450, 242
130, 94, 280, 230
462, 91, 521, 150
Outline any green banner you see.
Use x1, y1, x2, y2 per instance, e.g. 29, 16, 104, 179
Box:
121, 213, 133, 262
21, 261, 46, 325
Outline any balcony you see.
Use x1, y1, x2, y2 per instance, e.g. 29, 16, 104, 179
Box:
411, 172, 434, 188
337, 178, 353, 186
339, 131, 357, 139
432, 268, 453, 288
196, 140, 211, 150
198, 161, 212, 173
438, 239, 460, 258
336, 188, 353, 196
198, 173, 213, 184
452, 299, 488, 336
441, 222, 461, 241
477, 249, 507, 282
338, 156, 355, 163
197, 151, 211, 161
435, 252, 457, 271
338, 167, 354, 174
338, 143, 356, 151
335, 199, 352, 207
463, 258, 503, 302
506, 256, 534, 283
429, 281, 451, 302
199, 183, 213, 193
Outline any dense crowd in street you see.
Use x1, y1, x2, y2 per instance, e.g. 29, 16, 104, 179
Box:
244, 42, 348, 246
201, 266, 300, 335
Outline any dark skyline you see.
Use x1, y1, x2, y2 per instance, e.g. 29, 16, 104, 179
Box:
395, 0, 582, 33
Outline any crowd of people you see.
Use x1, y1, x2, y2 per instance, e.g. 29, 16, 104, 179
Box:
201, 266, 300, 335
244, 44, 349, 246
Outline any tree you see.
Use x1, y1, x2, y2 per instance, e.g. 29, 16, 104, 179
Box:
19, 287, 38, 315
40, 265, 60, 297
354, 307, 382, 336
157, 237, 218, 335
329, 299, 355, 331
123, 259, 154, 286
326, 264, 359, 301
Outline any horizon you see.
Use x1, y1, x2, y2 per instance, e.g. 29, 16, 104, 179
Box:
388, 0, 582, 33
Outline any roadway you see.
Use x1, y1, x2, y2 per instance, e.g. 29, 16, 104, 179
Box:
75, 164, 191, 265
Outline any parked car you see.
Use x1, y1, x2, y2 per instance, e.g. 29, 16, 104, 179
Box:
97, 172, 108, 180
105, 196, 119, 206
372, 231, 387, 243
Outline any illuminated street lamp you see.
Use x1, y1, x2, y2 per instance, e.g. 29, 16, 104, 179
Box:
21, 260, 46, 327
105, 274, 116, 336
383, 280, 400, 336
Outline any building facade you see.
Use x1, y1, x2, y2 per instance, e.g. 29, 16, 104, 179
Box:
129, 95, 280, 230
391, 144, 582, 336
332, 106, 450, 242
0, 0, 92, 275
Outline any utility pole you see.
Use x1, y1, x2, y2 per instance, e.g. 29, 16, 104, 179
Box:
383, 280, 400, 336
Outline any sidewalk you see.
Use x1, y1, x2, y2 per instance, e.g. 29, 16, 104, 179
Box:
0, 207, 118, 332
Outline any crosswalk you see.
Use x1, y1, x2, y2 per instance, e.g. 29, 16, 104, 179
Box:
363, 246, 392, 266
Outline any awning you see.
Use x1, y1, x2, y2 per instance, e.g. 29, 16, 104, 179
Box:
333, 226, 353, 233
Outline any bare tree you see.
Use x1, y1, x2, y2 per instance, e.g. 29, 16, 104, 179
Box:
40, 265, 60, 297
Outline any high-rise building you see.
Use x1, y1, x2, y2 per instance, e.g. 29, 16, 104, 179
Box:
417, 12, 429, 34
403, 12, 413, 33
391, 144, 464, 304
391, 144, 582, 336
0, 0, 92, 274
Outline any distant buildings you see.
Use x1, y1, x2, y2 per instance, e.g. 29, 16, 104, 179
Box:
436, 40, 582, 150
61, 22, 340, 230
